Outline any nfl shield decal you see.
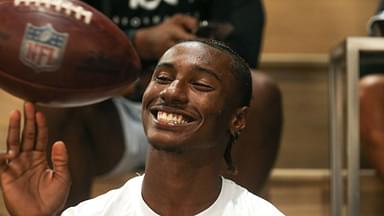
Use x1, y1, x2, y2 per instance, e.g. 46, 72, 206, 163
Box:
19, 23, 69, 72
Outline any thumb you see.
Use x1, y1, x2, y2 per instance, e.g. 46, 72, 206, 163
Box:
172, 14, 198, 32
171, 27, 196, 41
51, 141, 69, 177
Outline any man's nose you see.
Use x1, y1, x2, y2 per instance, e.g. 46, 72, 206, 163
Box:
159, 80, 188, 104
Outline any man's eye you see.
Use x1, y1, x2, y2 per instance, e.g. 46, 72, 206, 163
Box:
154, 75, 172, 84
192, 82, 214, 91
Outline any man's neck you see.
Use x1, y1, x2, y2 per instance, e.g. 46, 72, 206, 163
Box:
141, 147, 223, 216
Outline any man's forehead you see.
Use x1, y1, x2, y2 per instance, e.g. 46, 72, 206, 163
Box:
164, 42, 229, 60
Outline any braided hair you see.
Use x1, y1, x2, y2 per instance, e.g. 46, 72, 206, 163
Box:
179, 39, 253, 173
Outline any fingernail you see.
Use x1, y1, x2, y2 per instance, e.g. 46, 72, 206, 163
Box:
7, 150, 14, 157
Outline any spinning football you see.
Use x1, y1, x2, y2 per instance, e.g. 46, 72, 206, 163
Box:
0, 0, 141, 107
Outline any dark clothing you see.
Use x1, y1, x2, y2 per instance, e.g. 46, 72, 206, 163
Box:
360, 1, 384, 77
378, 0, 384, 13
83, 0, 265, 68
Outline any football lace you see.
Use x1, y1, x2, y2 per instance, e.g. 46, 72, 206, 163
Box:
14, 0, 93, 24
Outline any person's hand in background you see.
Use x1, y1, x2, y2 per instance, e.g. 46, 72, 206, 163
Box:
134, 14, 198, 60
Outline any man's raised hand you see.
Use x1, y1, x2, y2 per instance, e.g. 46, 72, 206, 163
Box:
0, 102, 71, 216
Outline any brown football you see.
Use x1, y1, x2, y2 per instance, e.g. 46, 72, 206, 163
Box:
0, 0, 141, 107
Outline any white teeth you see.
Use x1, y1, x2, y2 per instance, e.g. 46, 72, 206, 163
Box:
157, 111, 188, 125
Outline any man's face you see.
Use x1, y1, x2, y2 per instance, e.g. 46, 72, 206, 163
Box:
141, 42, 240, 152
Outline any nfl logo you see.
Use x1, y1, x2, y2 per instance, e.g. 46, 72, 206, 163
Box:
19, 23, 69, 72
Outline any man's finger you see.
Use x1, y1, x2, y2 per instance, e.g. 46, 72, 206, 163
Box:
51, 141, 69, 178
35, 112, 48, 151
172, 14, 198, 32
0, 153, 14, 174
171, 27, 196, 41
21, 102, 36, 151
6, 110, 21, 157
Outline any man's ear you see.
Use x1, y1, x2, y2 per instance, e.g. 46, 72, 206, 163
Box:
230, 106, 248, 134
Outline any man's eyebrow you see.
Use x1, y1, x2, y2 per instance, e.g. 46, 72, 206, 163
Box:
155, 62, 174, 70
192, 65, 222, 81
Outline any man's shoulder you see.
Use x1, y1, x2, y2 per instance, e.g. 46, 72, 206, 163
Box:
221, 178, 285, 215
123, 175, 144, 189
61, 175, 144, 216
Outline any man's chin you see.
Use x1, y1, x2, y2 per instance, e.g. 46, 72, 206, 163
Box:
150, 142, 184, 154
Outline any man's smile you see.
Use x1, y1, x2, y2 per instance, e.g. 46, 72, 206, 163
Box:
149, 106, 198, 128
157, 111, 189, 125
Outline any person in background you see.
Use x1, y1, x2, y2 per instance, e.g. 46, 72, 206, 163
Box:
0, 39, 284, 216
360, 0, 384, 179
38, 0, 283, 207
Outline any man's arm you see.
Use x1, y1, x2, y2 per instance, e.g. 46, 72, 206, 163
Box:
209, 0, 265, 68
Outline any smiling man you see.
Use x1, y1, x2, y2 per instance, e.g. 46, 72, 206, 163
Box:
0, 39, 284, 216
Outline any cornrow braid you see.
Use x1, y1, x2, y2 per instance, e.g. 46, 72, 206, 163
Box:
176, 39, 252, 173
224, 131, 240, 174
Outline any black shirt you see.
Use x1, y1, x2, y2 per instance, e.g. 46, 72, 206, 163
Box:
83, 0, 264, 68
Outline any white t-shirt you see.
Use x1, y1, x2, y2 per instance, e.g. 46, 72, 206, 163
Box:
62, 175, 284, 216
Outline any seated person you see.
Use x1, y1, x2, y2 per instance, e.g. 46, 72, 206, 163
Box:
360, 75, 384, 178
38, 0, 283, 208
0, 39, 284, 216
360, 0, 384, 178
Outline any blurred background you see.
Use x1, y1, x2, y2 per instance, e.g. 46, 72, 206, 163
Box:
259, 1, 382, 216
0, 0, 382, 215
